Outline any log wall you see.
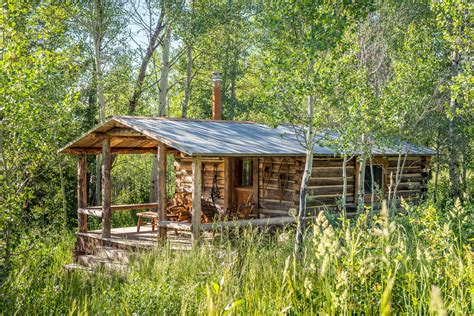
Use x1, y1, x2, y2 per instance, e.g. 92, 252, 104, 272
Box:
174, 157, 225, 212
258, 157, 303, 216
175, 155, 430, 218
385, 156, 430, 202
258, 155, 430, 216
307, 157, 356, 214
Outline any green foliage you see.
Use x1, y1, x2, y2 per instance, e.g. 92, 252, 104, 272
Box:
0, 0, 83, 275
1, 1, 472, 313
1, 202, 471, 314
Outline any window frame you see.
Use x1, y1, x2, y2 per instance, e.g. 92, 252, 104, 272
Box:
235, 158, 253, 188
354, 157, 388, 202
364, 164, 383, 194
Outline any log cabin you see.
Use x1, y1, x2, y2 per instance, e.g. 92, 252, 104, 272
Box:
59, 73, 435, 254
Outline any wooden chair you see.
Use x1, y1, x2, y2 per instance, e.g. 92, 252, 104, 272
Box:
237, 204, 256, 219
225, 193, 256, 220
136, 211, 158, 232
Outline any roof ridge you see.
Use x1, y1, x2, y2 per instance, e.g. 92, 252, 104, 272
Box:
112, 115, 262, 125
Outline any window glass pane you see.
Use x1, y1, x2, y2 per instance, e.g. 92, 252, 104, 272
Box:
242, 159, 252, 187
364, 165, 382, 194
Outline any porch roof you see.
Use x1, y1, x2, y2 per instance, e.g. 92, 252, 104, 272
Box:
59, 116, 436, 156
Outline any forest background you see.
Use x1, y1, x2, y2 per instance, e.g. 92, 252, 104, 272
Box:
0, 1, 472, 314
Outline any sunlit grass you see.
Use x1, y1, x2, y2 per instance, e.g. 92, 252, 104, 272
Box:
1, 201, 471, 315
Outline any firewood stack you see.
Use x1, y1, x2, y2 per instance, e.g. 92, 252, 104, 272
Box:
166, 192, 218, 223
166, 192, 192, 222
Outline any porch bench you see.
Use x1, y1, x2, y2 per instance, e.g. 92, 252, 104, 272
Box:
136, 211, 158, 232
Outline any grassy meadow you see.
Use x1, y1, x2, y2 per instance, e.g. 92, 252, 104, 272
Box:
1, 200, 472, 315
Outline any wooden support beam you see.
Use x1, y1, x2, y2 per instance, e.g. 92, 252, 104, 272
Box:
101, 137, 112, 238
199, 216, 317, 231
156, 220, 192, 231
111, 136, 151, 141
87, 202, 161, 211
167, 148, 181, 156
78, 208, 103, 217
223, 157, 232, 211
77, 155, 88, 232
252, 157, 259, 215
104, 127, 143, 136
78, 203, 161, 218
66, 147, 161, 155
157, 143, 167, 239
191, 156, 202, 242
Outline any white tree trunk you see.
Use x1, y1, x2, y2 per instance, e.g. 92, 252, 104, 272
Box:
128, 8, 165, 114
151, 27, 171, 202
93, 0, 105, 205
390, 149, 408, 210
342, 156, 348, 213
369, 157, 374, 211
433, 133, 441, 203
182, 45, 192, 118
357, 155, 366, 213
58, 156, 68, 224
295, 95, 315, 253
449, 49, 461, 199
158, 28, 171, 116
150, 155, 158, 203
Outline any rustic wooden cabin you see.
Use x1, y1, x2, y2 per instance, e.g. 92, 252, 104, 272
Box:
59, 74, 435, 258
59, 115, 434, 251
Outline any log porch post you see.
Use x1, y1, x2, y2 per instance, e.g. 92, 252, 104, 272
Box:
101, 137, 112, 238
157, 143, 167, 239
191, 156, 202, 242
252, 157, 259, 216
77, 154, 88, 232
223, 157, 232, 211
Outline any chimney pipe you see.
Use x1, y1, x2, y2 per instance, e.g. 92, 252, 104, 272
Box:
212, 72, 222, 120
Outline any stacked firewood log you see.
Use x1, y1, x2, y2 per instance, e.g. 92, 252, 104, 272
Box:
166, 192, 192, 222
166, 192, 218, 223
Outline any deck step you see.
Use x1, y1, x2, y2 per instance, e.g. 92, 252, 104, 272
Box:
94, 246, 133, 264
78, 255, 127, 272
64, 263, 94, 273
169, 243, 193, 251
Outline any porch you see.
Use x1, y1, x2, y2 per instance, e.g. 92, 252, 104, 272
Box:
76, 215, 308, 254
59, 117, 319, 253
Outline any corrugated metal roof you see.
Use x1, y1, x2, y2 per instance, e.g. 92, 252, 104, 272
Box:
60, 116, 436, 156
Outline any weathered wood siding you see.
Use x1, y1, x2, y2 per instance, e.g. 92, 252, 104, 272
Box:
258, 156, 356, 216
174, 157, 225, 212
385, 156, 430, 201
258, 155, 430, 216
258, 157, 302, 216
307, 157, 356, 213
174, 155, 430, 218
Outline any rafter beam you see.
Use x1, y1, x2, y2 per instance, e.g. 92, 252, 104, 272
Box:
67, 147, 161, 154
105, 127, 143, 137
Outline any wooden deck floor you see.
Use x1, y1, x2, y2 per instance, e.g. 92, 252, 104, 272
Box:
83, 225, 159, 246
77, 225, 194, 252
76, 216, 315, 254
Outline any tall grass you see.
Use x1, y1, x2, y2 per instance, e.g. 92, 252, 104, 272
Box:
1, 201, 472, 315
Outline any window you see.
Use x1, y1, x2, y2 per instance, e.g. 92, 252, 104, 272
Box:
364, 165, 383, 194
236, 158, 253, 187
242, 159, 252, 187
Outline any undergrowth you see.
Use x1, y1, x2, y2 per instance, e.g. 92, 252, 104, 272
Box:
1, 200, 472, 315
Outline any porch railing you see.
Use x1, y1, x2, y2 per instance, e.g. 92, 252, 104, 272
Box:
78, 203, 159, 217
